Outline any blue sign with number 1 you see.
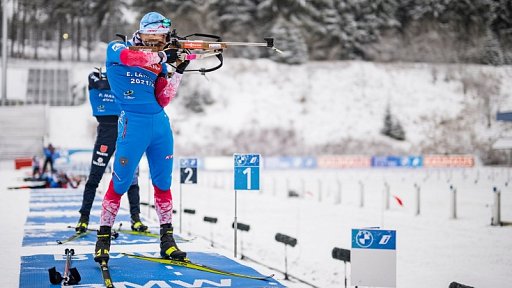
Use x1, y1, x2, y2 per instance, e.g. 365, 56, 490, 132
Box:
234, 154, 260, 190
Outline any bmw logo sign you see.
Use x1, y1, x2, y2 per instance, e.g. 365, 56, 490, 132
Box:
356, 230, 373, 248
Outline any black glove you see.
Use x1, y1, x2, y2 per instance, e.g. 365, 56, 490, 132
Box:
175, 60, 190, 74
161, 48, 178, 64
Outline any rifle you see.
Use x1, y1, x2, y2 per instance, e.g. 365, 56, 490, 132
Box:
128, 29, 282, 74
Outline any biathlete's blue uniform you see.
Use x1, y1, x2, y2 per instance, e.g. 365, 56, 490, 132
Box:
94, 11, 188, 264
106, 41, 174, 195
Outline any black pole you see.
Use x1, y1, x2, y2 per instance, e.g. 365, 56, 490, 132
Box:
284, 244, 289, 280
203, 216, 217, 247
332, 247, 351, 288
344, 261, 347, 288
275, 233, 297, 280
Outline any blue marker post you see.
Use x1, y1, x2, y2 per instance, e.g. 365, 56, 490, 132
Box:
179, 158, 198, 234
233, 154, 260, 258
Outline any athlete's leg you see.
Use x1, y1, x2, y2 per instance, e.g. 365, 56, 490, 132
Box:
146, 112, 185, 259
126, 166, 141, 216
127, 184, 141, 216
100, 112, 149, 227
79, 122, 117, 218
127, 177, 148, 232
146, 113, 174, 224
95, 113, 149, 264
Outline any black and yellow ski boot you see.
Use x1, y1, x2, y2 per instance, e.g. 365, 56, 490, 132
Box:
75, 214, 89, 233
160, 224, 186, 260
94, 226, 111, 263
131, 214, 149, 232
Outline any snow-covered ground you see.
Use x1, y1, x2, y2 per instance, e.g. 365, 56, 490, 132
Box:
2, 159, 512, 287
169, 167, 512, 288
0, 162, 30, 288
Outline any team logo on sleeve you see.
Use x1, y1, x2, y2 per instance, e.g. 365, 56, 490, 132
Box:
120, 157, 129, 166
96, 144, 109, 156
123, 90, 135, 100
112, 43, 125, 51
100, 145, 108, 153
93, 157, 106, 167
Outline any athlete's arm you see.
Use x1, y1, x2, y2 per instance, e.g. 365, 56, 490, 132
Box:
154, 73, 183, 107
106, 41, 165, 67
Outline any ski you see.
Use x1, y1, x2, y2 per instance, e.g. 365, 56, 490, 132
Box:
56, 231, 91, 245
66, 226, 120, 240
116, 229, 196, 242
113, 223, 159, 238
113, 224, 195, 242
122, 253, 274, 281
117, 229, 159, 238
98, 260, 114, 288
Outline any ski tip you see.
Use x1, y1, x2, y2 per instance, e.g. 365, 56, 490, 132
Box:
255, 274, 274, 281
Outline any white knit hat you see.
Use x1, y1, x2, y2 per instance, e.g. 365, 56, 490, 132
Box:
138, 12, 171, 34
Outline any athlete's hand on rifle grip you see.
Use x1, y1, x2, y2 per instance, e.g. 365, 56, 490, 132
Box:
161, 48, 179, 64
175, 50, 190, 74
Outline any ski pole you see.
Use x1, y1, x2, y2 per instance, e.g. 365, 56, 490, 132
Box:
48, 249, 81, 285
63, 249, 81, 285
63, 248, 72, 284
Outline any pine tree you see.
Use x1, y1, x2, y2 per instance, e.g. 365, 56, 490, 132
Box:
212, 0, 260, 58
482, 29, 504, 65
163, 1, 219, 37
301, 0, 342, 59
269, 17, 308, 64
489, 0, 512, 64
381, 105, 406, 141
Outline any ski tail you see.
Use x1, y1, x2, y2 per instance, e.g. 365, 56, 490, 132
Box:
117, 229, 195, 241
66, 226, 119, 240
121, 253, 274, 281
118, 229, 159, 238
99, 260, 114, 288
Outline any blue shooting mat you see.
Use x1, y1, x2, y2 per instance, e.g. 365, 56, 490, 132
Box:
23, 229, 97, 246
20, 188, 284, 287
25, 214, 117, 225
20, 252, 284, 288
23, 188, 148, 246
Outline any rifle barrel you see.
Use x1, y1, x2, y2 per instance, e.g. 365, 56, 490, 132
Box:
177, 40, 272, 49
219, 42, 270, 47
